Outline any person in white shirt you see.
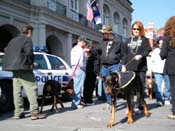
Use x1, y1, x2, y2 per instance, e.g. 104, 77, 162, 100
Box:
71, 36, 87, 109
149, 32, 171, 106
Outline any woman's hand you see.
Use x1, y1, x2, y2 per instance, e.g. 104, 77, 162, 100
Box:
134, 55, 142, 60
121, 65, 126, 72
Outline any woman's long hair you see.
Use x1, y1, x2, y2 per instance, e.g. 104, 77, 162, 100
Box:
164, 16, 175, 48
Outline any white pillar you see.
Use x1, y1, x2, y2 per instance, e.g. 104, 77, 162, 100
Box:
66, 33, 72, 66
38, 23, 46, 46
32, 23, 46, 47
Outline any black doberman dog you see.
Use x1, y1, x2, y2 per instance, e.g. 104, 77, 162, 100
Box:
103, 71, 150, 128
40, 80, 64, 113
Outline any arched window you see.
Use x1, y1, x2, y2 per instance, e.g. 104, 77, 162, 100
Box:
103, 4, 110, 25
122, 18, 128, 40
113, 12, 120, 34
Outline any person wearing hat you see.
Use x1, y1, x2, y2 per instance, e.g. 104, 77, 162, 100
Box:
95, 25, 124, 109
71, 35, 87, 109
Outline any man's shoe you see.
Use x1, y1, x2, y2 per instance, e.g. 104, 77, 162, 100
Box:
76, 104, 84, 109
168, 114, 175, 119
13, 113, 25, 120
165, 101, 171, 105
31, 113, 47, 120
85, 102, 95, 106
80, 101, 85, 106
157, 101, 164, 106
71, 104, 84, 109
134, 108, 142, 114
71, 104, 77, 109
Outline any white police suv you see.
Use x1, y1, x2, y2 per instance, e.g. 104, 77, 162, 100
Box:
0, 50, 72, 112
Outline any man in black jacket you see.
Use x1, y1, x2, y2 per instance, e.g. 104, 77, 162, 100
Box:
2, 24, 46, 120
96, 25, 124, 109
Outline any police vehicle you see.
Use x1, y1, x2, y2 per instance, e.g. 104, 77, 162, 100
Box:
0, 48, 72, 113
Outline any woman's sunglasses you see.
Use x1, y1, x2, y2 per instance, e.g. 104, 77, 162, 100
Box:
133, 28, 140, 31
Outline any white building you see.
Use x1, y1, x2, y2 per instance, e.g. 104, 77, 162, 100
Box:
0, 0, 133, 65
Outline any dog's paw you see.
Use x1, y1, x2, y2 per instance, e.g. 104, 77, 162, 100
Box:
107, 119, 115, 128
107, 122, 113, 128
127, 118, 133, 124
145, 112, 151, 117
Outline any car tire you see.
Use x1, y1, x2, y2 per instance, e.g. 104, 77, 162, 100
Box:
0, 80, 14, 113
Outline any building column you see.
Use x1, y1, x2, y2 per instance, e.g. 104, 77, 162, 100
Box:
66, 33, 72, 65
32, 23, 46, 47
98, 0, 104, 22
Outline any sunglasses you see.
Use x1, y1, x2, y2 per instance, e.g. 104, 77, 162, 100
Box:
133, 28, 140, 31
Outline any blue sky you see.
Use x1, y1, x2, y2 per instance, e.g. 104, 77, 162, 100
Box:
131, 0, 175, 29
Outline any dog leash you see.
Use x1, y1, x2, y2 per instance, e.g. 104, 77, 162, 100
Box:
125, 57, 135, 66
63, 56, 81, 88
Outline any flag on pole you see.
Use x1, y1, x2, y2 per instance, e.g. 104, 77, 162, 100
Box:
86, 0, 102, 25
91, 0, 102, 25
86, 0, 93, 22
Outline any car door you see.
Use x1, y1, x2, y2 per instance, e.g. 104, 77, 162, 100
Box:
45, 54, 71, 86
33, 53, 51, 96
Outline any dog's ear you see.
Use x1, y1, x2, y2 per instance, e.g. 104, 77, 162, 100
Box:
111, 72, 119, 81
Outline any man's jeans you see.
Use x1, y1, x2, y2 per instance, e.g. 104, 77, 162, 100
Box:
154, 73, 171, 103
97, 78, 106, 101
72, 67, 85, 106
101, 64, 122, 105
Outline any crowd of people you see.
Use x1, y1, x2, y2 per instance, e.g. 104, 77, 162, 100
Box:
70, 16, 175, 120
2, 15, 175, 120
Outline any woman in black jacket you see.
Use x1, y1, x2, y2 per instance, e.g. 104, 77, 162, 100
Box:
121, 21, 152, 111
160, 16, 175, 119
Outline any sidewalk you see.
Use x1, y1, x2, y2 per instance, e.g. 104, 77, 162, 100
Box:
0, 98, 174, 131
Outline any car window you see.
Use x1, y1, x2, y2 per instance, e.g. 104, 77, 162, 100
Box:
47, 55, 66, 70
34, 54, 48, 69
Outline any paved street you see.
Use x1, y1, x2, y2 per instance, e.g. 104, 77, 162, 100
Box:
0, 98, 174, 131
